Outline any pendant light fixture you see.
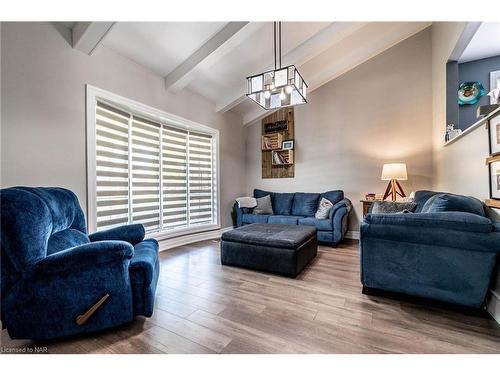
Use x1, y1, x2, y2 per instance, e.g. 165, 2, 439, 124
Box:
246, 22, 308, 110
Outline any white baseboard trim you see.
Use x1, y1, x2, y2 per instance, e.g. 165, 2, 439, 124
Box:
345, 230, 360, 240
486, 289, 500, 325
158, 226, 233, 252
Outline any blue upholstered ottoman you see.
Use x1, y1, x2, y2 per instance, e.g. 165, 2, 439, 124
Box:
221, 223, 318, 278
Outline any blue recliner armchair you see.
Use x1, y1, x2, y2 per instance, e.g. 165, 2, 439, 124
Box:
1, 187, 160, 340
234, 189, 352, 246
360, 190, 500, 308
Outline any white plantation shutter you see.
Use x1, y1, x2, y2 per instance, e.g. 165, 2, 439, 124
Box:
162, 126, 188, 230
94, 100, 217, 234
188, 132, 215, 226
131, 116, 161, 231
95, 102, 131, 230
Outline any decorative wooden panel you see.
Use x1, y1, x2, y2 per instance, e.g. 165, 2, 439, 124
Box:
262, 108, 294, 178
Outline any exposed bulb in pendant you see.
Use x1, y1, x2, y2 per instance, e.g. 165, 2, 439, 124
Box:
279, 90, 286, 101
264, 90, 271, 99
285, 85, 293, 94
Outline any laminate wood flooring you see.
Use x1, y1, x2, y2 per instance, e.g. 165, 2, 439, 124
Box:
2, 239, 499, 354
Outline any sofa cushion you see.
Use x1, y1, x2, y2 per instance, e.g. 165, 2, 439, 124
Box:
272, 192, 295, 215
292, 193, 321, 217
320, 190, 344, 206
268, 215, 304, 225
222, 223, 316, 249
423, 193, 485, 217
253, 195, 274, 215
242, 214, 270, 224
298, 217, 333, 231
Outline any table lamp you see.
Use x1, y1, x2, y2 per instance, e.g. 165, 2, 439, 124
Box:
381, 163, 407, 201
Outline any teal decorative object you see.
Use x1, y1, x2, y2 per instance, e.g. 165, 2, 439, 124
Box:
458, 81, 485, 105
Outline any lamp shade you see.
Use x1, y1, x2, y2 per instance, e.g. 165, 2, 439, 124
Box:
381, 163, 408, 181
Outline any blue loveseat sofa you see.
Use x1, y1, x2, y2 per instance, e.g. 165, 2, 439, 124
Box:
360, 190, 500, 308
1, 187, 160, 340
234, 189, 352, 246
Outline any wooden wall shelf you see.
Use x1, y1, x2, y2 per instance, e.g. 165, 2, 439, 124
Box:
486, 154, 500, 165
261, 133, 283, 151
272, 150, 294, 165
261, 108, 295, 178
485, 199, 500, 209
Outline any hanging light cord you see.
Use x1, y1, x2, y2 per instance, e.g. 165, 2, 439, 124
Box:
279, 21, 282, 69
273, 22, 277, 70
273, 21, 283, 70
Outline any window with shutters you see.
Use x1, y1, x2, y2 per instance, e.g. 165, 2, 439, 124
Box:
87, 86, 219, 237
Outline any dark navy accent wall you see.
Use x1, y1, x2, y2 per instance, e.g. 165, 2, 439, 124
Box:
446, 61, 459, 128
458, 55, 500, 130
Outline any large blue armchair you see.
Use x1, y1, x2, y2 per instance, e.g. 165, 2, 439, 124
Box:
234, 189, 352, 246
1, 187, 160, 340
360, 190, 500, 308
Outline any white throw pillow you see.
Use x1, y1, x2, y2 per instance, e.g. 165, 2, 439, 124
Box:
315, 198, 333, 219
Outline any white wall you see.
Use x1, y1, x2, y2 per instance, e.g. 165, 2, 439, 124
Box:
244, 29, 434, 232
431, 22, 500, 322
0, 22, 246, 229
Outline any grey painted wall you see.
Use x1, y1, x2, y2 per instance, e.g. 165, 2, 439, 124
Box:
458, 55, 500, 130
0, 22, 246, 229
244, 29, 434, 232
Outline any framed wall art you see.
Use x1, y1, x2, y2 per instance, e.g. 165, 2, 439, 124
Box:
488, 112, 500, 155
487, 154, 500, 200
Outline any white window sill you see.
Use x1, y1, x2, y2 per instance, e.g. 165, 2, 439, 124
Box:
146, 224, 221, 242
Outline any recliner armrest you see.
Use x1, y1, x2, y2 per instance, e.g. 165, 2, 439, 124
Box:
89, 224, 145, 245
28, 241, 134, 276
364, 212, 493, 233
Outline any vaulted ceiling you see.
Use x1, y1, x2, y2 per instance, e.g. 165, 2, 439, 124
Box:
68, 21, 431, 125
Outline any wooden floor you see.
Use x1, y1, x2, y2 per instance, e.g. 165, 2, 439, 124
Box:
2, 239, 500, 353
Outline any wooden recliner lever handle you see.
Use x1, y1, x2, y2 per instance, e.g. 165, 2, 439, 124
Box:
76, 293, 110, 326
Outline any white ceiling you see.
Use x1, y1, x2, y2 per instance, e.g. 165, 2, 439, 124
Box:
460, 22, 500, 63
103, 22, 227, 76
79, 21, 431, 124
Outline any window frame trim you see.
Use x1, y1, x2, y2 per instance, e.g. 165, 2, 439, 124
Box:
86, 84, 221, 237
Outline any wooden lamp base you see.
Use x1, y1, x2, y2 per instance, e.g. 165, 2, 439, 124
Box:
382, 179, 406, 201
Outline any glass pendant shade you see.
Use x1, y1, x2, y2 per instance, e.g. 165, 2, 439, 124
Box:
246, 65, 308, 110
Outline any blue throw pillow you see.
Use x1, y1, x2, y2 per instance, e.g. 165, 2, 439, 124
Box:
414, 190, 445, 213
292, 193, 320, 217
425, 193, 485, 217
272, 192, 295, 215
420, 194, 440, 213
